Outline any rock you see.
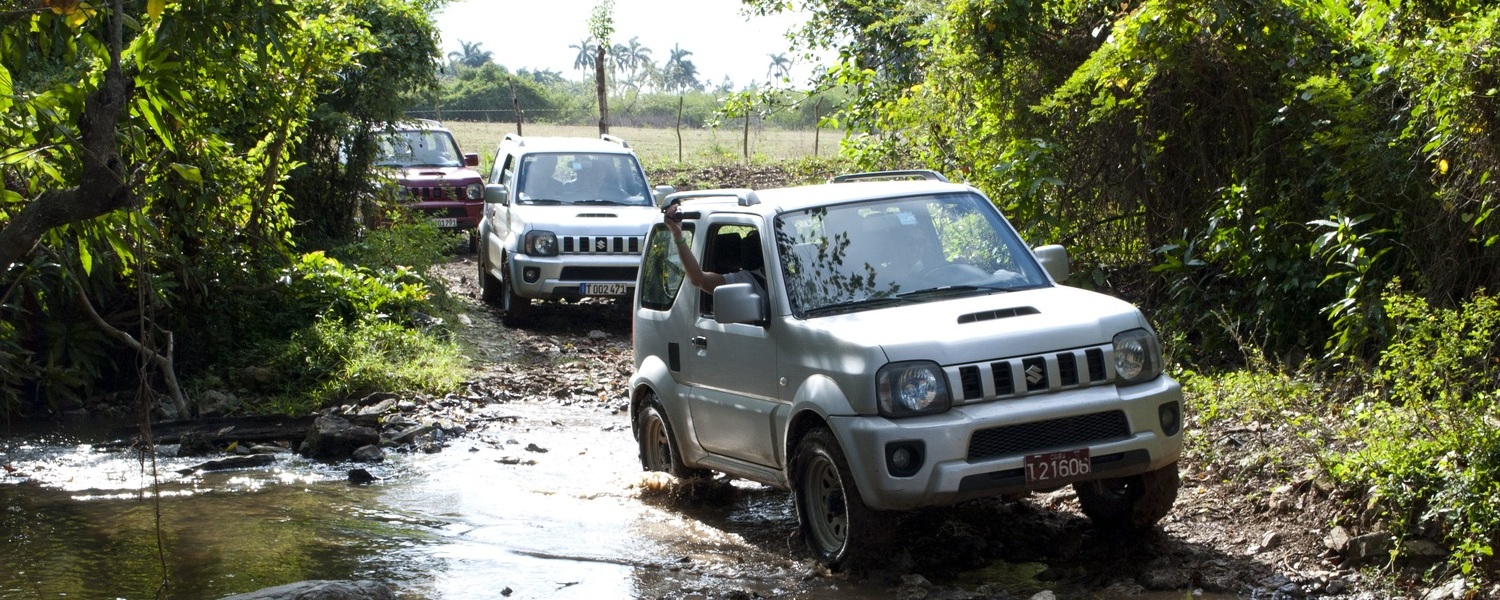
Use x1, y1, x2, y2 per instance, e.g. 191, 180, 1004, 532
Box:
390, 424, 434, 446
301, 415, 380, 461
1325, 526, 1352, 552
587, 329, 609, 342
1345, 531, 1395, 563
351, 445, 384, 463
200, 390, 239, 417
1140, 568, 1192, 590
1260, 530, 1282, 550
177, 431, 219, 457
218, 579, 395, 599
1404, 538, 1448, 557
1029, 592, 1056, 600
348, 469, 377, 485
1422, 577, 1467, 600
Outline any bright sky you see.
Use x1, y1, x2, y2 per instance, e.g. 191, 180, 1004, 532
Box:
433, 0, 816, 89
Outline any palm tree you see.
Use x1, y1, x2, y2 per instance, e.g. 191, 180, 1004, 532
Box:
766, 53, 792, 83
663, 44, 700, 93
570, 38, 598, 76
447, 40, 493, 70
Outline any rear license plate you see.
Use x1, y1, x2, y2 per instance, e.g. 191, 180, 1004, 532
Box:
432, 217, 458, 228
1024, 449, 1090, 484
580, 283, 629, 296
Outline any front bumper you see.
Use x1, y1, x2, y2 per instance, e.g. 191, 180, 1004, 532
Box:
508, 252, 642, 301
830, 374, 1183, 510
412, 201, 483, 230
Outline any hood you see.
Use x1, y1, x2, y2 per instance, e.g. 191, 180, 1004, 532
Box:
391, 165, 482, 187
804, 286, 1151, 365
521, 204, 662, 236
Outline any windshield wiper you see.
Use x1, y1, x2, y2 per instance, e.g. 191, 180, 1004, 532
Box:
521, 198, 564, 204
802, 297, 906, 317
572, 199, 623, 205
896, 285, 998, 300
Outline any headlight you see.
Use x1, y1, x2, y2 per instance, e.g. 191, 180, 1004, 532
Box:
523, 230, 558, 256
876, 361, 952, 417
465, 183, 483, 200
1113, 328, 1162, 385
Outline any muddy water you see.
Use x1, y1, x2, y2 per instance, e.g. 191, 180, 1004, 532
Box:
2, 402, 1222, 600
0, 405, 892, 600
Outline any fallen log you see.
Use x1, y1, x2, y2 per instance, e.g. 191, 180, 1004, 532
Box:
102, 415, 317, 449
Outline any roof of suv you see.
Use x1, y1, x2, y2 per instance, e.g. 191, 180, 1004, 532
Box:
498, 134, 638, 155
670, 177, 977, 218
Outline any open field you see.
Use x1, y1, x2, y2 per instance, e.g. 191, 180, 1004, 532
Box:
442, 122, 844, 169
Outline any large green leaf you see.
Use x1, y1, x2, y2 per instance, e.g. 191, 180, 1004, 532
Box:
0, 64, 11, 112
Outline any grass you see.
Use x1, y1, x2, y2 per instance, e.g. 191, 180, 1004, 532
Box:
442, 122, 845, 170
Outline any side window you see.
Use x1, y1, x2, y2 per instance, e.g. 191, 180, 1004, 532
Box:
699, 224, 763, 316
639, 224, 690, 311
498, 155, 515, 187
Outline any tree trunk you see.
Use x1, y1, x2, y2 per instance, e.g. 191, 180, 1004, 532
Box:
742, 111, 750, 163
595, 46, 609, 135
0, 5, 133, 269
676, 95, 684, 163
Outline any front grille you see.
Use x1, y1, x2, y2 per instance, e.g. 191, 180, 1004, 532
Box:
559, 266, 638, 281
950, 344, 1114, 402
967, 411, 1131, 461
406, 186, 464, 201
561, 235, 643, 255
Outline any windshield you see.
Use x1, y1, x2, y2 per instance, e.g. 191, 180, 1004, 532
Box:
373, 129, 464, 168
514, 153, 653, 206
774, 192, 1051, 317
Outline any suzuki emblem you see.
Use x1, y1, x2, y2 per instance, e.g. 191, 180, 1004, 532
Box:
1025, 364, 1045, 385
596, 238, 607, 252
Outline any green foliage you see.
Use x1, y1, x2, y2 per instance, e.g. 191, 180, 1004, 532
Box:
258, 314, 466, 413
1322, 287, 1500, 577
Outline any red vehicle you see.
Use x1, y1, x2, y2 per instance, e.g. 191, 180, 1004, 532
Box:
373, 120, 484, 243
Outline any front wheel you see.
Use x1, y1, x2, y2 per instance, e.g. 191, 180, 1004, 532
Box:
1073, 461, 1180, 531
635, 398, 709, 479
498, 253, 532, 326
478, 245, 502, 303
791, 428, 886, 569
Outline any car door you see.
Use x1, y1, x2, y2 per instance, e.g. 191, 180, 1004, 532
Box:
675, 221, 782, 467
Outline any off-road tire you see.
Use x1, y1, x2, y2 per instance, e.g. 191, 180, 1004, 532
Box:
790, 428, 887, 570
479, 248, 503, 304
1074, 461, 1180, 531
635, 397, 709, 479
498, 253, 532, 326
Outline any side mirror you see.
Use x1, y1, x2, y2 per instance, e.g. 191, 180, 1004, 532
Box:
714, 283, 767, 324
464, 153, 480, 167
653, 185, 676, 206
1034, 244, 1070, 283
484, 183, 509, 206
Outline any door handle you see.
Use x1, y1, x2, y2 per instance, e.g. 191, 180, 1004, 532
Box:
690, 336, 708, 349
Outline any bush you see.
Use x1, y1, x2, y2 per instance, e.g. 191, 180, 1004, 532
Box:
1323, 286, 1500, 577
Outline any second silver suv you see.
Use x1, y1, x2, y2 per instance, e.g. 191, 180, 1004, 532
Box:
629, 171, 1184, 569
478, 134, 672, 324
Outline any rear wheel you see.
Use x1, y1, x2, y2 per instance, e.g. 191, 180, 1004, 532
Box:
791, 428, 885, 569
1074, 461, 1180, 531
635, 397, 709, 479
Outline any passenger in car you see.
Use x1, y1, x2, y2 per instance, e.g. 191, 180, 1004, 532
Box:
663, 203, 767, 297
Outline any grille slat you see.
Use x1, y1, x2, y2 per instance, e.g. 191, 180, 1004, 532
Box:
559, 235, 644, 255
955, 344, 1114, 403
967, 411, 1131, 461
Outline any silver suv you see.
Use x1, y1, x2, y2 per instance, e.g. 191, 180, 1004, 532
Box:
628, 171, 1183, 568
478, 134, 672, 324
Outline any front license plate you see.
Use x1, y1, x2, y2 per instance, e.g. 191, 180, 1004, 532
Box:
580, 283, 629, 296
432, 217, 458, 228
1024, 449, 1091, 484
